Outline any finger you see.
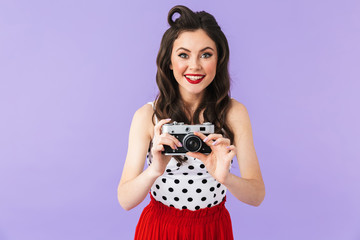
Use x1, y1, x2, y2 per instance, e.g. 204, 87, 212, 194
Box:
212, 137, 231, 146
202, 133, 223, 143
158, 136, 179, 150
152, 144, 165, 152
193, 132, 222, 147
226, 145, 237, 154
194, 132, 223, 143
154, 118, 172, 136
162, 133, 183, 147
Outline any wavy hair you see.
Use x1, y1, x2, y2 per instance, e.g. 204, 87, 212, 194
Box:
152, 5, 234, 163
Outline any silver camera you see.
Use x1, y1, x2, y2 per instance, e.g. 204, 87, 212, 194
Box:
161, 121, 214, 155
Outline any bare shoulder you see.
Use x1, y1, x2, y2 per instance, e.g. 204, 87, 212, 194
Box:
227, 98, 251, 130
133, 103, 155, 139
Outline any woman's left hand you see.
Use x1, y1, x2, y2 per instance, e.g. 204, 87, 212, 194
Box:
186, 132, 236, 184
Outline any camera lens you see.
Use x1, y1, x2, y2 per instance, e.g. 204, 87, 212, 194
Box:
183, 134, 202, 152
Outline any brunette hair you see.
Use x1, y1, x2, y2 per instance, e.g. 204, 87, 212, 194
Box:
153, 5, 234, 163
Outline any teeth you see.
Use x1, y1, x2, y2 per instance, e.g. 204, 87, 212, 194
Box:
185, 75, 204, 80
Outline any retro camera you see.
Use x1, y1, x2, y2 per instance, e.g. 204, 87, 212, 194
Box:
161, 121, 214, 155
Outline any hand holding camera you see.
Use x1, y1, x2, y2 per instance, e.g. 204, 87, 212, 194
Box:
149, 119, 183, 176
186, 131, 237, 184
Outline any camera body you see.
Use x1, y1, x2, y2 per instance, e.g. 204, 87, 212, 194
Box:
161, 121, 214, 155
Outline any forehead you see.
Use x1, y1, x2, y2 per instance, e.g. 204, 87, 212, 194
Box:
172, 29, 216, 51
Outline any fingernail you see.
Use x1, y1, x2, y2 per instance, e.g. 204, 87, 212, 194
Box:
166, 118, 171, 121
226, 146, 230, 149
212, 141, 217, 146
203, 137, 208, 142
178, 142, 182, 147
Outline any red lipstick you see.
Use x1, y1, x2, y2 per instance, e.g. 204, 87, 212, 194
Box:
184, 74, 205, 84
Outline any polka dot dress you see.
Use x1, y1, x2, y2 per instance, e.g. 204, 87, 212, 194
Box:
146, 148, 233, 211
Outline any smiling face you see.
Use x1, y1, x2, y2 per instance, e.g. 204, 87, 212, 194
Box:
170, 29, 218, 99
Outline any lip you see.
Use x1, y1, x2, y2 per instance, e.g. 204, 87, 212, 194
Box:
184, 74, 205, 84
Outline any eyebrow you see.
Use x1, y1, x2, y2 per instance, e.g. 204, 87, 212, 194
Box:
176, 47, 215, 52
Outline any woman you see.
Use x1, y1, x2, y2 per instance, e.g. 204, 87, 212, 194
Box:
118, 5, 265, 239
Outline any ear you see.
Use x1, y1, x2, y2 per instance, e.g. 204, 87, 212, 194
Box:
169, 63, 173, 70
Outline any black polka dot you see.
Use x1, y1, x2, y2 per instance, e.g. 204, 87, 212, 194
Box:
183, 172, 188, 175
195, 206, 200, 210
187, 197, 193, 202
188, 180, 194, 184
207, 204, 212, 208
210, 187, 215, 192
176, 168, 180, 170
200, 164, 205, 168
214, 201, 218, 205
201, 197, 206, 201
231, 159, 234, 164
162, 178, 166, 183
182, 206, 187, 209
170, 204, 174, 207
176, 163, 181, 167
182, 189, 188, 193
188, 165, 194, 170
202, 179, 207, 184
217, 183, 221, 188
168, 173, 174, 175
162, 196, 167, 201
153, 191, 156, 196
222, 197, 225, 201
174, 179, 180, 184
156, 185, 160, 189
221, 190, 225, 195
174, 197, 179, 201
168, 187, 174, 192
214, 194, 216, 198
166, 169, 171, 172
196, 188, 202, 193
184, 157, 188, 160
197, 173, 203, 176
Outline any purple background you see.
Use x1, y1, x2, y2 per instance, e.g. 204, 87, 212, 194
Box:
1, 0, 359, 239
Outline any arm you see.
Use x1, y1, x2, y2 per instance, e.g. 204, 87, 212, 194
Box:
117, 104, 160, 211
224, 99, 265, 206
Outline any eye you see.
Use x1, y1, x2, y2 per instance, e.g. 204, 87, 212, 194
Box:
178, 53, 188, 58
201, 52, 213, 58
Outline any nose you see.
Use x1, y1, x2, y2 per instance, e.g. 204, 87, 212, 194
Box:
188, 57, 201, 71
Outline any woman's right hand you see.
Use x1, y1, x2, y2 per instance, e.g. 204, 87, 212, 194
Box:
149, 118, 183, 177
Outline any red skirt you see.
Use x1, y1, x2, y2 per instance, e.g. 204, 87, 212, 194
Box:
134, 193, 234, 240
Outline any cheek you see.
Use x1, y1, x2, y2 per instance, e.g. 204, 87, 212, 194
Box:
173, 62, 187, 74
204, 61, 217, 75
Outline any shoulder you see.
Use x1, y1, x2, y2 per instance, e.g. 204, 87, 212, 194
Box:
227, 98, 249, 120
132, 103, 155, 140
134, 102, 154, 118
226, 98, 251, 134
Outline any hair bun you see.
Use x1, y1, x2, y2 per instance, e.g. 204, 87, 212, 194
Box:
167, 5, 198, 28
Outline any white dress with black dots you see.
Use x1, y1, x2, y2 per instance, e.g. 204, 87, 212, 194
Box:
146, 101, 232, 211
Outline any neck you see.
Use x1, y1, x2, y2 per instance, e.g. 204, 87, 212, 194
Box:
179, 90, 205, 118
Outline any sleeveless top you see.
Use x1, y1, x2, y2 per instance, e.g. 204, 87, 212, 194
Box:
146, 101, 232, 211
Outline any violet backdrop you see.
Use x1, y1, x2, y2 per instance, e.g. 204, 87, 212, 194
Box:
0, 0, 359, 239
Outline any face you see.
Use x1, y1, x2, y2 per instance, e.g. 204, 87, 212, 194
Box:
170, 29, 217, 98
